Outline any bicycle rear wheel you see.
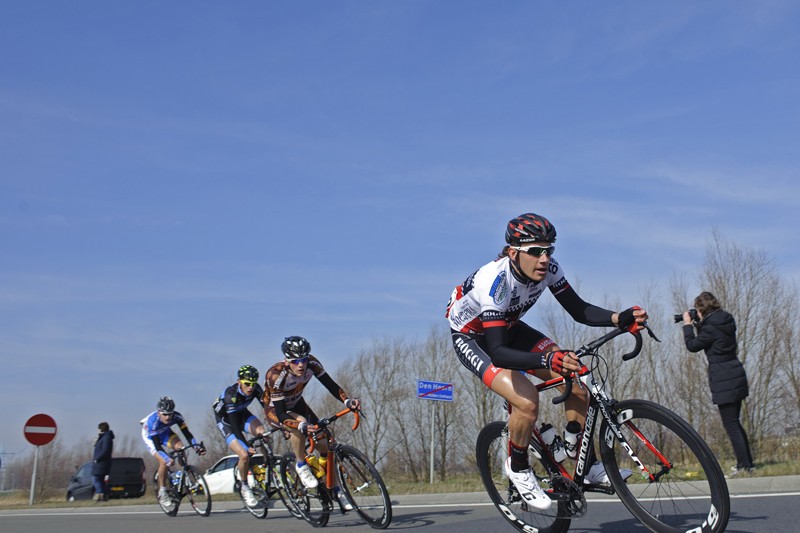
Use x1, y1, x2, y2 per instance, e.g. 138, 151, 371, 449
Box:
279, 453, 332, 527
184, 466, 212, 517
599, 399, 730, 533
476, 421, 570, 533
336, 444, 392, 529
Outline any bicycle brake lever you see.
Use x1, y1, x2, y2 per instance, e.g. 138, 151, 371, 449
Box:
643, 323, 661, 342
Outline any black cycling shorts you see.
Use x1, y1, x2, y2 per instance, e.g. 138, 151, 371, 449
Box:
451, 322, 555, 388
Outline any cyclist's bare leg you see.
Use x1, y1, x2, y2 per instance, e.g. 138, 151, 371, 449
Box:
489, 368, 540, 452
228, 439, 251, 483
234, 418, 267, 480
157, 436, 184, 489
286, 413, 311, 461
154, 452, 169, 489
250, 418, 266, 436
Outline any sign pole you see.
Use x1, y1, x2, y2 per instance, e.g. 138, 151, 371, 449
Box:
429, 402, 435, 484
23, 413, 58, 505
29, 446, 39, 505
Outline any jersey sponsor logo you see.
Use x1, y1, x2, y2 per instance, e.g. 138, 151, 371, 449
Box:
535, 338, 556, 352
481, 309, 504, 322
550, 276, 569, 293
454, 336, 485, 374
449, 303, 479, 329
489, 272, 508, 305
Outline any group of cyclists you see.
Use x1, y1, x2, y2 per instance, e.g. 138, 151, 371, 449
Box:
142, 211, 649, 519
141, 335, 359, 514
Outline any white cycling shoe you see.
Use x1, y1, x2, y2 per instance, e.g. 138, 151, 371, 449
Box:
336, 490, 354, 513
158, 488, 172, 506
240, 484, 259, 507
584, 462, 633, 485
296, 463, 319, 489
504, 458, 551, 510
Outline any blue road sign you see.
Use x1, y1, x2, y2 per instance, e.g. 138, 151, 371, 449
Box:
417, 380, 454, 402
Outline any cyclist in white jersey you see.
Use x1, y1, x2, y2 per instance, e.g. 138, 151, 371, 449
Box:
446, 212, 647, 510
141, 396, 205, 506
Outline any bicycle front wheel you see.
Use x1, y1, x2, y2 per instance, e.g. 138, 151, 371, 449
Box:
235, 464, 269, 519
476, 421, 570, 533
153, 472, 179, 517
184, 467, 212, 517
599, 399, 730, 533
279, 452, 331, 527
336, 444, 392, 529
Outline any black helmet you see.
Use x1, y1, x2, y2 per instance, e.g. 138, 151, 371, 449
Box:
157, 396, 175, 414
238, 364, 259, 382
505, 213, 557, 245
282, 336, 311, 359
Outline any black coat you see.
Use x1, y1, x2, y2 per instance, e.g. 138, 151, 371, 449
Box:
683, 309, 749, 405
92, 430, 114, 476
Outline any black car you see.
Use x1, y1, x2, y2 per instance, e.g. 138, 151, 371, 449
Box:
66, 457, 147, 501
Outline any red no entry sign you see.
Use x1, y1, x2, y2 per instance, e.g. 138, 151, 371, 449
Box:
24, 414, 57, 446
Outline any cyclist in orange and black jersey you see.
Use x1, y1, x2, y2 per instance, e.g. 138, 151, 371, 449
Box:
263, 336, 359, 511
446, 212, 647, 509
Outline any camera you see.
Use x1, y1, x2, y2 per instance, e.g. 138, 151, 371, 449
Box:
673, 309, 698, 323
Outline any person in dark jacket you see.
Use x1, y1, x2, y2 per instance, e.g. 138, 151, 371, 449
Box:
92, 422, 114, 501
683, 291, 753, 477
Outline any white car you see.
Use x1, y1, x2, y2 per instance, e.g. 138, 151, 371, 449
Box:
203, 454, 267, 495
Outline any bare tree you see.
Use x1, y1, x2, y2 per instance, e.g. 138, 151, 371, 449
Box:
335, 336, 410, 470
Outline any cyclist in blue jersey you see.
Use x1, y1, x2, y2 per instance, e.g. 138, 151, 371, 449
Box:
141, 396, 205, 506
446, 213, 647, 510
212, 364, 267, 508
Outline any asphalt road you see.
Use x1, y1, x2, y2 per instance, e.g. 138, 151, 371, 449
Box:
1, 475, 797, 533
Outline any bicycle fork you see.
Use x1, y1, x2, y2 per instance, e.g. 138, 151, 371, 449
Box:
597, 402, 670, 483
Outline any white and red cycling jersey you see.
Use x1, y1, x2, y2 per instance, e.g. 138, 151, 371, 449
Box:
446, 256, 571, 334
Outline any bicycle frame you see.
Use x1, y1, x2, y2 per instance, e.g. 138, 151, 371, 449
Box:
155, 443, 211, 517
306, 406, 361, 489
528, 326, 674, 491
248, 428, 283, 489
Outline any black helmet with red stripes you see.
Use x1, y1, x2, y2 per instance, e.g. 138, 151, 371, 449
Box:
505, 213, 557, 245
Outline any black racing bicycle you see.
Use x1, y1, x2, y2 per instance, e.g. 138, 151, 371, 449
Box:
234, 429, 302, 519
476, 325, 730, 533
280, 407, 392, 529
153, 443, 212, 517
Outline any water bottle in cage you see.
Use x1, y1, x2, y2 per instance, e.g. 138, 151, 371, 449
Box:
564, 420, 582, 459
540, 423, 567, 463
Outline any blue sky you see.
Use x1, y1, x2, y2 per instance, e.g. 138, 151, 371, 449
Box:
2, 2, 799, 457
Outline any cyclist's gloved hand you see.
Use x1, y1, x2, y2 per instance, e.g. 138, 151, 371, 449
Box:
617, 306, 645, 333
298, 421, 309, 435
542, 350, 573, 375
344, 398, 360, 411
189, 438, 206, 455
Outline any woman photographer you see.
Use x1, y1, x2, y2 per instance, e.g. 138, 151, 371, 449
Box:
682, 291, 754, 477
